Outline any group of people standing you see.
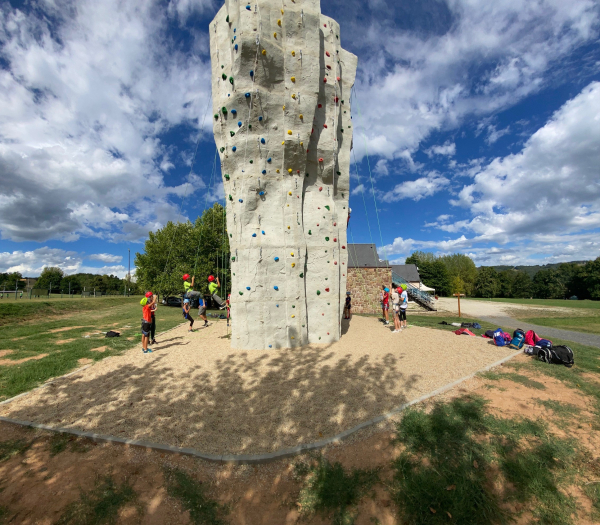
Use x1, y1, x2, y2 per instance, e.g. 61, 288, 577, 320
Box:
381, 284, 408, 333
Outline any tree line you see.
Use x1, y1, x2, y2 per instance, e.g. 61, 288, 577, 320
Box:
0, 269, 139, 295
406, 251, 600, 300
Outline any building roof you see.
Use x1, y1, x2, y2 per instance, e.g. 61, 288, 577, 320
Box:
347, 244, 389, 268
391, 264, 421, 282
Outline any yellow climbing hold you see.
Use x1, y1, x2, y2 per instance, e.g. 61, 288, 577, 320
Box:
291, 252, 294, 256
273, 32, 277, 38
300, 141, 304, 146
288, 168, 293, 173
288, 191, 292, 195
277, 19, 281, 26
291, 94, 296, 99
291, 262, 296, 267
262, 49, 266, 55
283, 105, 286, 110
281, 8, 284, 14
291, 314, 295, 318
287, 226, 291, 230
291, 50, 296, 57
276, 169, 280, 173
291, 76, 296, 82
287, 130, 292, 135
299, 114, 303, 119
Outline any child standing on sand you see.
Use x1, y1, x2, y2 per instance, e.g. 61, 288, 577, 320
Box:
399, 284, 408, 330
198, 296, 208, 328
150, 293, 158, 345
141, 292, 154, 353
183, 298, 195, 332
391, 286, 401, 332
344, 292, 352, 319
382, 287, 390, 325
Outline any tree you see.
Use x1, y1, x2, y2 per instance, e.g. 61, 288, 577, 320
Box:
440, 253, 478, 295
532, 269, 566, 299
451, 275, 465, 296
405, 251, 437, 266
497, 270, 516, 298
135, 204, 230, 296
36, 267, 64, 292
419, 260, 452, 296
511, 271, 533, 298
0, 272, 23, 291
475, 267, 500, 298
577, 258, 600, 300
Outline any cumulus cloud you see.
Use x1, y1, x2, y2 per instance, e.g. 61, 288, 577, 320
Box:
382, 173, 450, 202
0, 247, 128, 277
0, 0, 212, 243
425, 141, 456, 157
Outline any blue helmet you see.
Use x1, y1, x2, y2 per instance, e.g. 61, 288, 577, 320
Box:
183, 299, 190, 304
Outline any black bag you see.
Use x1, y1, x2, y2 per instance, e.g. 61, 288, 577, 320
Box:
484, 329, 495, 339
105, 330, 120, 338
537, 345, 574, 367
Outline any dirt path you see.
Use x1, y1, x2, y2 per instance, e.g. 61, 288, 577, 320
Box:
0, 353, 598, 524
435, 297, 571, 318
0, 316, 515, 456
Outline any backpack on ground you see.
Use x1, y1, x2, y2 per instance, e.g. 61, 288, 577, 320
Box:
484, 329, 495, 339
510, 332, 525, 349
513, 328, 525, 340
525, 330, 541, 346
493, 328, 507, 346
537, 339, 552, 349
105, 331, 120, 338
537, 345, 574, 368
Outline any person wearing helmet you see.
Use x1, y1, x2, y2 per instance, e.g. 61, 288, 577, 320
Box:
399, 284, 408, 330
183, 274, 202, 301
182, 298, 195, 332
382, 286, 390, 325
391, 286, 401, 332
208, 275, 226, 309
140, 291, 155, 353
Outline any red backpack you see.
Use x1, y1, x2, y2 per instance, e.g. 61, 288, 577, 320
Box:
525, 330, 541, 346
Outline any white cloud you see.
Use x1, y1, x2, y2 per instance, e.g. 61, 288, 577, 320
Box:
382, 173, 450, 202
0, 0, 212, 242
485, 125, 511, 144
88, 253, 123, 263
351, 184, 366, 195
0, 247, 128, 277
425, 141, 456, 157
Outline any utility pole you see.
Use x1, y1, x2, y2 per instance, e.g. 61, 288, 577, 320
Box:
128, 248, 131, 297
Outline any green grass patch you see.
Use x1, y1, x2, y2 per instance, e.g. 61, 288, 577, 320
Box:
163, 467, 228, 525
517, 315, 600, 335
56, 475, 138, 525
468, 298, 600, 309
584, 483, 600, 521
481, 371, 547, 390
0, 439, 31, 462
293, 456, 379, 525
390, 396, 580, 524
534, 399, 581, 419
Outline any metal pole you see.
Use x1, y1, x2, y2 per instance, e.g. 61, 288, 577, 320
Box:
128, 248, 131, 297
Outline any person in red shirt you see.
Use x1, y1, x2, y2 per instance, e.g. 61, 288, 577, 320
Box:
382, 286, 390, 325
141, 292, 155, 353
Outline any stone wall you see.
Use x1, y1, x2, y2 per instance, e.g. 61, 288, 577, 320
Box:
346, 268, 392, 314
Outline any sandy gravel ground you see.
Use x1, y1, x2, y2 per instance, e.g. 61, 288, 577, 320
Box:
0, 316, 515, 455
435, 297, 570, 318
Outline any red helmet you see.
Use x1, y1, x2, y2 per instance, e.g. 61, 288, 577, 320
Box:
208, 275, 215, 282
145, 291, 153, 298
183, 274, 190, 281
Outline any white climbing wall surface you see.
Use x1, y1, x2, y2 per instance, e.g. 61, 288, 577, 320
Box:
210, 0, 357, 350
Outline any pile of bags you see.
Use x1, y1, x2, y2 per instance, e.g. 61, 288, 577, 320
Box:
489, 327, 574, 368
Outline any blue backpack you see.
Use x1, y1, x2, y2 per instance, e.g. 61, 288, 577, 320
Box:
537, 339, 552, 350
511, 332, 525, 349
493, 329, 506, 347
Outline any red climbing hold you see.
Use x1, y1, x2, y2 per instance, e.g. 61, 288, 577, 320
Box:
318, 104, 322, 108
337, 76, 341, 81
323, 77, 327, 83
333, 222, 337, 226
326, 65, 331, 70
318, 158, 324, 163
319, 186, 323, 191
326, 51, 330, 57
324, 23, 327, 27
323, 124, 327, 128
333, 238, 337, 242
297, 170, 300, 174
334, 261, 338, 265
334, 97, 339, 103
342, 245, 346, 249
311, 128, 314, 134
307, 149, 309, 153
317, 223, 319, 226
325, 288, 330, 292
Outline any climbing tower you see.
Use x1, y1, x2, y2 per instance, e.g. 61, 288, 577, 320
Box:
210, 0, 357, 349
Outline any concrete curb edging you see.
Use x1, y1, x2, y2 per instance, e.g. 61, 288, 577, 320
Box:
0, 349, 522, 464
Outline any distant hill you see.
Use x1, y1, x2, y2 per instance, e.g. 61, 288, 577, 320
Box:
487, 261, 588, 278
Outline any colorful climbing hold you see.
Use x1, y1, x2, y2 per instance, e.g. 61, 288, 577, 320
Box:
262, 231, 265, 235
287, 130, 292, 135
291, 314, 295, 318
230, 131, 235, 137
299, 114, 303, 119
308, 230, 312, 235
342, 245, 346, 249
291, 262, 295, 268
232, 146, 237, 152
249, 160, 253, 164
273, 32, 277, 38
288, 190, 292, 194
258, 116, 263, 121
333, 237, 337, 242
252, 233, 256, 237
319, 186, 323, 191
299, 272, 304, 278
234, 44, 238, 51
288, 169, 292, 174
291, 76, 296, 82
229, 77, 234, 84
323, 77, 327, 83
239, 291, 243, 295
222, 107, 227, 114
267, 157, 272, 162
239, 199, 243, 203
224, 174, 230, 180
318, 158, 324, 163
261, 138, 265, 144
262, 169, 266, 174
291, 94, 296, 100
317, 290, 321, 295
274, 257, 279, 261
334, 261, 338, 265
250, 70, 254, 77
221, 73, 227, 80
245, 92, 250, 98
262, 49, 266, 55
228, 195, 233, 201
246, 4, 251, 10
325, 205, 330, 210
277, 19, 281, 26
232, 256, 236, 261
274, 286, 279, 291
238, 121, 242, 127
325, 237, 329, 241
246, 286, 251, 290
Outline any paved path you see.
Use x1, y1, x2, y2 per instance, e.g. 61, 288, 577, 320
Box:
480, 316, 600, 349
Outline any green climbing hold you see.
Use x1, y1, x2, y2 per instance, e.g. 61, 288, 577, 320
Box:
308, 230, 312, 235
239, 291, 243, 295
221, 65, 224, 69
230, 131, 235, 137
224, 174, 230, 180
229, 76, 234, 84
327, 302, 330, 305
336, 171, 341, 176
325, 205, 330, 210
220, 147, 225, 153
249, 159, 253, 164
226, 15, 229, 22
292, 305, 295, 308
317, 290, 321, 295
228, 195, 233, 201
214, 114, 219, 120
248, 124, 252, 129
232, 256, 236, 261
305, 173, 309, 177
230, 233, 232, 237
299, 273, 304, 278
222, 73, 227, 80
222, 107, 227, 115
325, 237, 330, 241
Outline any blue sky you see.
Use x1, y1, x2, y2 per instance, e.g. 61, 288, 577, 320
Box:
1, 0, 599, 277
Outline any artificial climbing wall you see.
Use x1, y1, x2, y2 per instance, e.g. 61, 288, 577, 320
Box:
210, 0, 358, 349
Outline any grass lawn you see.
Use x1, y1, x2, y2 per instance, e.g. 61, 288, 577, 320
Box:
517, 313, 600, 335
469, 297, 600, 309
0, 297, 223, 402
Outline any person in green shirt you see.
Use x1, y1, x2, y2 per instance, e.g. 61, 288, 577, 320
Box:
182, 273, 202, 300
208, 275, 226, 309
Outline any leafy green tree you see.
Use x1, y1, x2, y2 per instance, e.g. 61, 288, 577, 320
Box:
532, 269, 566, 299
578, 258, 600, 300
135, 204, 230, 297
419, 260, 451, 296
36, 267, 64, 292
511, 271, 533, 298
405, 251, 437, 266
474, 267, 500, 298
0, 272, 23, 291
440, 253, 478, 295
497, 270, 516, 298
451, 275, 465, 296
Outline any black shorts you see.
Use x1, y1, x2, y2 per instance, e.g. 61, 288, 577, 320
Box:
141, 320, 152, 336
399, 309, 407, 321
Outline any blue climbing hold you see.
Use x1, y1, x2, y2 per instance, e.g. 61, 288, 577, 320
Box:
261, 170, 266, 174
269, 345, 272, 348
262, 230, 265, 235
232, 146, 237, 152
274, 257, 279, 262
276, 304, 279, 307
274, 286, 279, 291
239, 199, 243, 203
234, 28, 236, 32
259, 191, 265, 196
234, 44, 238, 51
260, 138, 265, 144
238, 121, 242, 127
267, 157, 272, 163
245, 92, 251, 98
233, 35, 237, 40
246, 4, 251, 10
231, 109, 237, 114
246, 286, 251, 290
258, 116, 263, 121
250, 70, 254, 77
252, 233, 257, 237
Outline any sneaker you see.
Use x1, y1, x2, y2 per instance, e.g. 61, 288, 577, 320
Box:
392, 329, 399, 333
143, 348, 153, 353
384, 321, 390, 325
150, 339, 157, 345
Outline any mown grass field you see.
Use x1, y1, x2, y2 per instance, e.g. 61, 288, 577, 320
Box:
0, 297, 222, 402
469, 297, 600, 309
